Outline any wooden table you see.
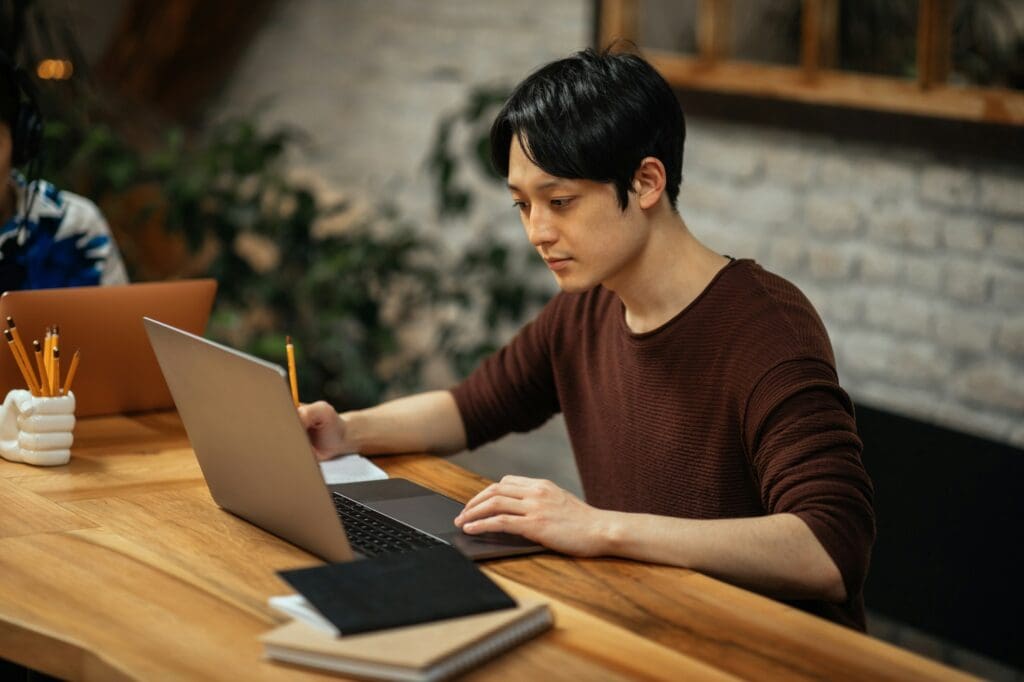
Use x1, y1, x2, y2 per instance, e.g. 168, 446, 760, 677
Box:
0, 412, 972, 681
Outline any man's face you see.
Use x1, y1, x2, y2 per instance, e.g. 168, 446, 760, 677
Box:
507, 136, 649, 294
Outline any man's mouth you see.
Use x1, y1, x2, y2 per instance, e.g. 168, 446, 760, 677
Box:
544, 256, 572, 272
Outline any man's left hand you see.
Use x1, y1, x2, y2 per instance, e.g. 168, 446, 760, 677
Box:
454, 475, 612, 556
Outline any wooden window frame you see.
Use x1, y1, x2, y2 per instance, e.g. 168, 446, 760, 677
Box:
599, 0, 1024, 126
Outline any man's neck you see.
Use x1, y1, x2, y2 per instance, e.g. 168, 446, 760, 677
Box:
609, 212, 730, 334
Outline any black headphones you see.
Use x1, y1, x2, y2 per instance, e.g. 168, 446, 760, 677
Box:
0, 48, 43, 167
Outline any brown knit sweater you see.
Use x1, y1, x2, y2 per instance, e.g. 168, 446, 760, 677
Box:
450, 259, 875, 630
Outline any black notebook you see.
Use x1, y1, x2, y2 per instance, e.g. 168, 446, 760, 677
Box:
277, 545, 517, 635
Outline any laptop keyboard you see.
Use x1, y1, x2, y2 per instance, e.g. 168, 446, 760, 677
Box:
332, 493, 446, 557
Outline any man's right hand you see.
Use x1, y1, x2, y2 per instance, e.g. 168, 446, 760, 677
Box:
297, 401, 353, 460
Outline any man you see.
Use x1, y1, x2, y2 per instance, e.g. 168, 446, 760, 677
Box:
0, 50, 128, 290
300, 48, 874, 630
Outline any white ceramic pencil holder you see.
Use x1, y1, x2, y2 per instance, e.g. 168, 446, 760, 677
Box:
0, 389, 75, 466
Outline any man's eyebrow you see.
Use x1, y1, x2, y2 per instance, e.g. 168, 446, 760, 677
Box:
507, 180, 569, 192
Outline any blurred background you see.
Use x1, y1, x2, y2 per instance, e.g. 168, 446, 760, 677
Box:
3, 0, 1022, 678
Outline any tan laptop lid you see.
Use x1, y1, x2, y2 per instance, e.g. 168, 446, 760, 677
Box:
0, 279, 216, 417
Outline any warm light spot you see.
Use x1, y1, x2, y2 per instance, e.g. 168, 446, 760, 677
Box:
35, 59, 74, 80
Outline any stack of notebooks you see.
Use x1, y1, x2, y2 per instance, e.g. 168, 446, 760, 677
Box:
261, 545, 553, 681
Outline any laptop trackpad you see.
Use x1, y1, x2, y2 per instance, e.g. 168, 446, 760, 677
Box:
366, 495, 464, 536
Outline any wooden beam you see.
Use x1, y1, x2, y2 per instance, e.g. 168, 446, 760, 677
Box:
801, 0, 838, 81
916, 0, 953, 90
645, 49, 1024, 126
697, 0, 732, 64
598, 0, 639, 51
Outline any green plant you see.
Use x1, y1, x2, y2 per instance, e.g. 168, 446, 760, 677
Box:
39, 85, 553, 410
427, 85, 553, 377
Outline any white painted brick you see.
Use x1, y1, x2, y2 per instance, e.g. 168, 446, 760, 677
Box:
732, 185, 797, 225
818, 155, 856, 188
942, 216, 988, 253
796, 282, 828, 317
859, 245, 903, 284
867, 208, 940, 250
943, 260, 990, 304
931, 309, 996, 353
860, 158, 917, 197
886, 341, 954, 384
841, 332, 950, 384
818, 286, 866, 325
838, 331, 890, 377
764, 236, 806, 277
1009, 423, 1024, 449
989, 264, 1024, 308
679, 179, 735, 216
864, 291, 932, 337
920, 165, 977, 209
951, 361, 1024, 413
688, 136, 763, 183
991, 222, 1024, 264
979, 170, 1024, 217
806, 196, 862, 236
692, 219, 764, 261
995, 316, 1024, 356
848, 382, 939, 423
807, 244, 857, 280
932, 403, 1019, 444
904, 254, 944, 294
763, 147, 817, 188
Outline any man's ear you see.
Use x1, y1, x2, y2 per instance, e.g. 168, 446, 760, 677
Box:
632, 157, 667, 210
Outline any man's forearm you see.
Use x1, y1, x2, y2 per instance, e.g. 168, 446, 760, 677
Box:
342, 390, 467, 456
599, 511, 847, 603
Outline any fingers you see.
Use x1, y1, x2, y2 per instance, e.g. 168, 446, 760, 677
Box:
17, 414, 75, 433
462, 478, 527, 511
456, 476, 563, 536
455, 494, 529, 528
461, 513, 527, 535
296, 401, 332, 428
19, 431, 73, 450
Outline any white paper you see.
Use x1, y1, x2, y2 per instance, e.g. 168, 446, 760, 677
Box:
319, 453, 388, 485
269, 594, 339, 636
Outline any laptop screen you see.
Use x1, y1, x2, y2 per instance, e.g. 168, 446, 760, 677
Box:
0, 279, 216, 416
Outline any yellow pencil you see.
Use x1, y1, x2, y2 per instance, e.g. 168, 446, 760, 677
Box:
33, 340, 50, 397
62, 349, 80, 395
51, 347, 60, 397
5, 313, 34, 387
4, 328, 38, 395
44, 327, 53, 379
286, 336, 299, 407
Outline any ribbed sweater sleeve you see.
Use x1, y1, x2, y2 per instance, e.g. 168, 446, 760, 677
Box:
449, 300, 561, 449
743, 358, 876, 603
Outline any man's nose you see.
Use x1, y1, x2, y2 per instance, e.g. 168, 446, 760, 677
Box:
525, 209, 557, 246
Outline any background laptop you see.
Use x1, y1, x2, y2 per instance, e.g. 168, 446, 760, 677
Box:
0, 280, 217, 417
144, 317, 542, 563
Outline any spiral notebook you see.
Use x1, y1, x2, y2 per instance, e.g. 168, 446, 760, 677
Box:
261, 597, 552, 681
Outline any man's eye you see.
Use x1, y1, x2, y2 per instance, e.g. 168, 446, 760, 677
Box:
551, 198, 573, 208
512, 201, 528, 211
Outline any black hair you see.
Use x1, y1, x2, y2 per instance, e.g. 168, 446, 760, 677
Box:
490, 47, 685, 212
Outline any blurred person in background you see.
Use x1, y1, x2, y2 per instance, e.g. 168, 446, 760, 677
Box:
0, 49, 127, 291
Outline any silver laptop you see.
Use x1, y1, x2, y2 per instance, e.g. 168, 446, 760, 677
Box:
144, 317, 542, 562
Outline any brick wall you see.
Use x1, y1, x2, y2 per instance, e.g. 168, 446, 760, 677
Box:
218, 0, 590, 221
683, 119, 1024, 447
220, 0, 1023, 449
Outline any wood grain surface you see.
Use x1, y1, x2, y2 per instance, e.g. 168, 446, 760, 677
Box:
0, 413, 974, 680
